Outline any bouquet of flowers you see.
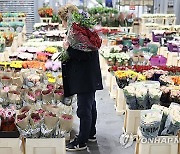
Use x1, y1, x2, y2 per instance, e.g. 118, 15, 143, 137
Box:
136, 86, 149, 109
140, 110, 163, 138
151, 104, 169, 135
123, 86, 137, 110
159, 75, 174, 86
0, 108, 17, 132
67, 11, 102, 52
161, 103, 180, 136
148, 88, 162, 107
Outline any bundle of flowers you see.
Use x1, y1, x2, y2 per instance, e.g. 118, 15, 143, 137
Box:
67, 11, 101, 52
38, 7, 53, 17
159, 75, 174, 86
16, 105, 73, 138
160, 103, 180, 136
140, 110, 163, 138
148, 88, 162, 106
0, 107, 17, 132
123, 86, 137, 110
143, 69, 168, 81
115, 70, 146, 88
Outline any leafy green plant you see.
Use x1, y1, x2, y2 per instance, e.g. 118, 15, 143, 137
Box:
72, 12, 96, 28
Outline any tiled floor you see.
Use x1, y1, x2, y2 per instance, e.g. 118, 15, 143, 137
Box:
67, 86, 135, 154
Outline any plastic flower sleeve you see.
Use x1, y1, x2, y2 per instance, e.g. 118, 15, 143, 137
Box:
161, 103, 180, 136
136, 87, 149, 109
29, 113, 42, 138
16, 113, 32, 138
123, 86, 137, 110
151, 104, 169, 135
41, 112, 59, 138
148, 88, 162, 107
140, 109, 163, 138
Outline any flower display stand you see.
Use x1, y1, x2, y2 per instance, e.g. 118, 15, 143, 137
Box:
105, 71, 111, 88
26, 138, 66, 154
135, 128, 179, 154
40, 18, 52, 23
115, 88, 126, 115
0, 138, 22, 154
123, 106, 141, 136
109, 74, 118, 99
167, 52, 178, 66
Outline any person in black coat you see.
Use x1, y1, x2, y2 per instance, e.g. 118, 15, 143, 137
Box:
59, 4, 103, 151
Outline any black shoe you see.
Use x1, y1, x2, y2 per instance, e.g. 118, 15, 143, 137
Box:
75, 134, 97, 142
88, 135, 97, 142
66, 138, 87, 151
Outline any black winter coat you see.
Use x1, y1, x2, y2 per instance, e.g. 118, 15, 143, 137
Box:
62, 46, 103, 97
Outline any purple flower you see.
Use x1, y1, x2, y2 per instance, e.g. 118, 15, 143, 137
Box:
79, 10, 88, 18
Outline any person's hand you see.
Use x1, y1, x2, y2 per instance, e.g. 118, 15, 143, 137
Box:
63, 41, 69, 50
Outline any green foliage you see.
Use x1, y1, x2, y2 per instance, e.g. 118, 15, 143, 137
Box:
72, 12, 96, 28
52, 14, 61, 23
88, 7, 118, 15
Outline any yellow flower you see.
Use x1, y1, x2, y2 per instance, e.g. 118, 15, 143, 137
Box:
10, 61, 23, 68
48, 76, 56, 83
45, 47, 58, 54
137, 74, 146, 81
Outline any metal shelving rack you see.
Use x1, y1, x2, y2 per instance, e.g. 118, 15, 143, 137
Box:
0, 0, 38, 35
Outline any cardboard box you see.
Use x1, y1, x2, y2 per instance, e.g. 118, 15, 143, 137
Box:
109, 75, 118, 99
115, 88, 126, 115
26, 138, 66, 154
135, 128, 179, 154
123, 106, 141, 135
0, 138, 22, 154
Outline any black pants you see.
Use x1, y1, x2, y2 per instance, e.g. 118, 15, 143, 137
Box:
77, 92, 97, 144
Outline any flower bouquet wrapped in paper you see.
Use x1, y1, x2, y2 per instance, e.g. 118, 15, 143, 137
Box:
161, 103, 180, 136
8, 91, 22, 108
140, 110, 163, 138
148, 88, 162, 107
123, 86, 137, 110
54, 89, 64, 103
59, 114, 73, 133
42, 90, 53, 104
0, 108, 17, 132
67, 11, 101, 52
0, 88, 8, 106
1, 76, 11, 86
25, 91, 36, 105
41, 112, 59, 138
16, 113, 31, 137
29, 112, 42, 138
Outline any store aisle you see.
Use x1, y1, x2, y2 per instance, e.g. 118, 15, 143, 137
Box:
67, 86, 135, 154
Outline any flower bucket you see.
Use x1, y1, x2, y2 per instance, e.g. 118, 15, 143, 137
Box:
167, 43, 179, 52
150, 55, 167, 66
152, 32, 164, 42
